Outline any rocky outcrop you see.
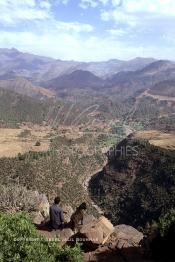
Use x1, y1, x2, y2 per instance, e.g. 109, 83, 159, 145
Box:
84, 244, 149, 262
37, 193, 50, 218
33, 193, 147, 261
61, 204, 74, 223
107, 224, 143, 249
32, 211, 45, 225
32, 192, 49, 224
84, 224, 146, 262
76, 216, 114, 250
84, 245, 125, 262
83, 214, 96, 226
57, 228, 74, 246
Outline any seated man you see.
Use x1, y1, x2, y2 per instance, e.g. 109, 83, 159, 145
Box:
49, 197, 64, 230
70, 202, 87, 231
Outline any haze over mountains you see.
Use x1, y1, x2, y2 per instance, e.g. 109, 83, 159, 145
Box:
0, 48, 175, 99
0, 48, 156, 82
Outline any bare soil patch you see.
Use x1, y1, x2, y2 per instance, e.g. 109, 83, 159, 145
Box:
134, 130, 175, 149
0, 127, 52, 157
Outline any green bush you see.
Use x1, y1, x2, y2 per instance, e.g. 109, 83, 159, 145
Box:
0, 212, 83, 262
158, 209, 175, 237
143, 210, 175, 261
18, 153, 26, 161
146, 209, 175, 237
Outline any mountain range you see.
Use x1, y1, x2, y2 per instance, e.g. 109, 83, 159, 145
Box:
0, 48, 175, 131
0, 48, 156, 81
0, 48, 175, 100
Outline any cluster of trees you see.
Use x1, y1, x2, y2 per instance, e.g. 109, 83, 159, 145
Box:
0, 212, 83, 262
0, 133, 104, 214
144, 210, 175, 261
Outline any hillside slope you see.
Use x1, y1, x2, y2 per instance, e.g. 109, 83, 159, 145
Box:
0, 77, 55, 98
43, 70, 104, 91
89, 136, 175, 228
149, 80, 175, 97
106, 60, 175, 100
0, 88, 49, 126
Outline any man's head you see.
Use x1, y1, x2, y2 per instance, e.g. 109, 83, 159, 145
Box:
54, 196, 60, 205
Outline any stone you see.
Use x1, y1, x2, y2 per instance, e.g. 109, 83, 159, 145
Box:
61, 204, 74, 223
56, 228, 74, 246
37, 193, 50, 218
84, 245, 125, 262
78, 216, 114, 249
107, 224, 143, 249
83, 214, 96, 226
32, 211, 45, 225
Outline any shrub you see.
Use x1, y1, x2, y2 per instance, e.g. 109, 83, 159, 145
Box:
18, 130, 31, 138
35, 141, 41, 146
143, 210, 175, 261
158, 209, 175, 237
0, 185, 39, 213
18, 153, 26, 161
0, 212, 83, 262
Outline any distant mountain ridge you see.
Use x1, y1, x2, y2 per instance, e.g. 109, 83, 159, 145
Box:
105, 60, 175, 99
43, 70, 104, 91
0, 48, 157, 81
0, 48, 175, 107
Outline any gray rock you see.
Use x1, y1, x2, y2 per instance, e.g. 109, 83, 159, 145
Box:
107, 224, 143, 249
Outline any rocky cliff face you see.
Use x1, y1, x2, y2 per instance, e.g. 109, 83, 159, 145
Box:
34, 195, 145, 262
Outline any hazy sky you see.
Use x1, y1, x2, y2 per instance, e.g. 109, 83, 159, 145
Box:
0, 0, 175, 61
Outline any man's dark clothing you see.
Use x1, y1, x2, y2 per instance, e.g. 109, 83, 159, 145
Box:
49, 204, 64, 230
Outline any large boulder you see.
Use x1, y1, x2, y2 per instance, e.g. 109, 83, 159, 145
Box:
83, 224, 150, 262
56, 228, 74, 246
61, 204, 74, 223
84, 243, 150, 262
83, 214, 96, 226
78, 216, 114, 250
37, 193, 50, 218
31, 192, 49, 225
84, 245, 125, 262
32, 211, 45, 225
107, 224, 143, 249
